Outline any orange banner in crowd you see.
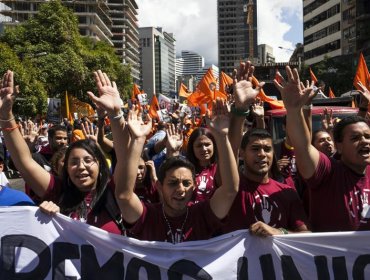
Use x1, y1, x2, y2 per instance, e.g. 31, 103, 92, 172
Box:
148, 95, 160, 120
219, 72, 233, 95
309, 68, 318, 84
252, 76, 284, 109
179, 83, 192, 98
353, 53, 370, 91
328, 87, 335, 99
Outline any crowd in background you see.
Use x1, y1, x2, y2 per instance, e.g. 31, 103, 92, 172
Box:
0, 61, 370, 243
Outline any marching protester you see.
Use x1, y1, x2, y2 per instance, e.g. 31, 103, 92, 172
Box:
186, 127, 221, 203
275, 66, 370, 232
0, 70, 124, 234
222, 61, 310, 236
87, 70, 239, 243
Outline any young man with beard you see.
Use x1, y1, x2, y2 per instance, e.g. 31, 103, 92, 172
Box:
275, 66, 370, 232
221, 61, 310, 237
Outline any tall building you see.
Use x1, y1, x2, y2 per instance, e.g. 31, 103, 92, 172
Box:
108, 0, 140, 83
303, 0, 370, 65
258, 44, 275, 64
0, 0, 113, 45
139, 27, 176, 97
217, 0, 258, 74
175, 50, 205, 91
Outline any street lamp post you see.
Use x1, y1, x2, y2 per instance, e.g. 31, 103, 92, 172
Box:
278, 46, 302, 71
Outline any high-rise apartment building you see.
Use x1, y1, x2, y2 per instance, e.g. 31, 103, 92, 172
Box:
139, 27, 176, 97
303, 0, 370, 65
258, 44, 275, 65
0, 0, 113, 45
0, 0, 142, 82
217, 0, 258, 75
108, 0, 140, 83
176, 50, 205, 76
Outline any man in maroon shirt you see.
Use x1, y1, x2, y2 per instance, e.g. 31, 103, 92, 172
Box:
275, 66, 370, 232
87, 72, 239, 243
225, 61, 310, 237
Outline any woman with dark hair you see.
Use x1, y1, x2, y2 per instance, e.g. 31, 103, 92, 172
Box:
186, 127, 220, 203
0, 70, 123, 235
133, 158, 159, 203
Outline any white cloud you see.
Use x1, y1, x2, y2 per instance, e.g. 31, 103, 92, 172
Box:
137, 0, 302, 64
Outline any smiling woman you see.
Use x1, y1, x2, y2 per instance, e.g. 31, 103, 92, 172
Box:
0, 70, 124, 235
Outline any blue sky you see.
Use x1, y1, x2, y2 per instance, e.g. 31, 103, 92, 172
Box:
137, 0, 303, 64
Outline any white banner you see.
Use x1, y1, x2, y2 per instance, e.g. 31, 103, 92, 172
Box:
1, 207, 370, 279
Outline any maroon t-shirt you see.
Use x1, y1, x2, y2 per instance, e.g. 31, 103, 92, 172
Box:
125, 200, 224, 243
305, 152, 370, 232
134, 181, 160, 203
192, 163, 218, 203
221, 172, 308, 234
43, 175, 122, 235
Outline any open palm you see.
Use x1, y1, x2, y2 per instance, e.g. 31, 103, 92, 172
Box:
0, 70, 16, 117
127, 109, 152, 139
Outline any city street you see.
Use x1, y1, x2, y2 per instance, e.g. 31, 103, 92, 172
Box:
9, 177, 25, 192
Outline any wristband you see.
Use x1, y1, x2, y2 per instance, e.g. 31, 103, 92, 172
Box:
359, 107, 368, 112
1, 124, 20, 132
0, 116, 15, 122
279, 227, 288, 234
109, 112, 123, 120
231, 104, 250, 117
302, 104, 312, 110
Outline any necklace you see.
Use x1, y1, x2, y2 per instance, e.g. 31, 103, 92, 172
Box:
162, 204, 189, 244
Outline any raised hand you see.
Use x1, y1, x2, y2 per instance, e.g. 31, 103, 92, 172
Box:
233, 61, 264, 110
251, 99, 264, 118
87, 70, 122, 117
0, 70, 16, 119
357, 81, 370, 108
208, 98, 230, 136
81, 121, 98, 143
127, 107, 152, 139
274, 66, 315, 112
166, 123, 183, 153
321, 108, 334, 132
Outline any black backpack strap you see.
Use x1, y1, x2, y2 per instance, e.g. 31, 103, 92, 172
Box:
104, 188, 126, 234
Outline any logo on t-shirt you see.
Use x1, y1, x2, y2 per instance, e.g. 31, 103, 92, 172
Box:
252, 194, 281, 227
350, 189, 370, 224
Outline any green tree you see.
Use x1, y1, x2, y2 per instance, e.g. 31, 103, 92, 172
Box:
0, 0, 132, 116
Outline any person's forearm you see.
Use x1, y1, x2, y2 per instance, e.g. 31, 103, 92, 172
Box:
228, 115, 245, 161
303, 106, 312, 141
215, 134, 239, 195
255, 116, 265, 129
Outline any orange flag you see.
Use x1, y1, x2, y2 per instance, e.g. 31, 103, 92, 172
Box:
187, 90, 212, 107
148, 95, 160, 119
309, 68, 318, 84
219, 71, 233, 95
64, 91, 74, 124
196, 67, 218, 101
179, 83, 191, 98
353, 53, 370, 91
132, 84, 141, 100
251, 76, 284, 109
328, 87, 335, 99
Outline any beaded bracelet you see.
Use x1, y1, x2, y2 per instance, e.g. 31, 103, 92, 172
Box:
1, 124, 20, 132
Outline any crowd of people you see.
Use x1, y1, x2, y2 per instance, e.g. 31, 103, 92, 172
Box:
0, 61, 370, 244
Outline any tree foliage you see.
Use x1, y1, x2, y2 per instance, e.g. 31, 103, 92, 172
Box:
301, 55, 356, 97
0, 0, 132, 116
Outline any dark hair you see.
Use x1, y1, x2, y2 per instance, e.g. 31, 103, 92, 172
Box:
58, 139, 110, 214
50, 146, 68, 176
241, 128, 272, 150
311, 129, 330, 145
157, 156, 195, 184
186, 128, 217, 171
48, 125, 67, 140
333, 116, 367, 143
